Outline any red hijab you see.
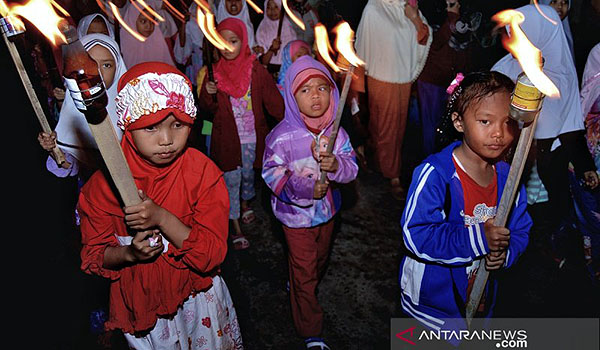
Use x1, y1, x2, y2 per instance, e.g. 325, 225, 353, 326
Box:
213, 18, 256, 98
85, 62, 197, 215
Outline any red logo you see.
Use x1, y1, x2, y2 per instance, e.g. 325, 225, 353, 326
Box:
396, 326, 417, 345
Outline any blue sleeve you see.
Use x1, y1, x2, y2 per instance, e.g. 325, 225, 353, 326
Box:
401, 162, 490, 266
504, 184, 532, 268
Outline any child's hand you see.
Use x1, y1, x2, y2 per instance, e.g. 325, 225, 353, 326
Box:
53, 87, 65, 101
318, 152, 339, 173
206, 80, 218, 95
483, 218, 510, 251
128, 229, 163, 263
582, 170, 599, 189
404, 1, 419, 20
314, 180, 329, 199
38, 131, 57, 152
253, 45, 265, 55
270, 37, 281, 53
485, 250, 506, 270
124, 190, 166, 231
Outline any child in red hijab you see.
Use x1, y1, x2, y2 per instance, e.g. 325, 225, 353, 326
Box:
198, 18, 284, 250
78, 62, 243, 349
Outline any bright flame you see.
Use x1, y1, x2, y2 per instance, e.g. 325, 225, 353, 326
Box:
333, 21, 364, 67
193, 0, 210, 12
246, 0, 263, 14
162, 0, 186, 22
493, 10, 559, 98
136, 0, 165, 22
109, 2, 147, 42
49, 0, 69, 17
0, 0, 25, 32
532, 0, 558, 25
205, 11, 234, 52
195, 7, 234, 52
314, 23, 339, 73
282, 0, 305, 31
129, 0, 159, 25
4, 0, 66, 45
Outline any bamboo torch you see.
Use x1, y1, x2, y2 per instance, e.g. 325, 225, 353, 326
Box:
0, 14, 66, 166
314, 21, 364, 184
465, 9, 560, 326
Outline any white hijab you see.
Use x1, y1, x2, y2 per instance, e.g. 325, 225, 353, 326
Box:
355, 0, 432, 84
216, 0, 256, 48
491, 4, 583, 140
256, 0, 298, 65
77, 13, 115, 39
539, 0, 574, 62
55, 34, 127, 168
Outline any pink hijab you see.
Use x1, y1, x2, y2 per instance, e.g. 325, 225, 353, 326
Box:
291, 68, 335, 133
255, 0, 298, 65
119, 3, 175, 68
213, 18, 257, 98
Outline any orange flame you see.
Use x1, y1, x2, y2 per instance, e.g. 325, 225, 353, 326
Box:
246, 0, 263, 14
129, 0, 159, 25
493, 9, 559, 98
195, 7, 234, 52
0, 1, 25, 32
136, 0, 165, 22
162, 0, 186, 22
333, 21, 364, 68
193, 0, 211, 12
109, 2, 147, 42
2, 0, 66, 45
314, 23, 339, 72
282, 0, 304, 31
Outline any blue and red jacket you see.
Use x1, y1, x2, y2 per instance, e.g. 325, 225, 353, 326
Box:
399, 141, 531, 331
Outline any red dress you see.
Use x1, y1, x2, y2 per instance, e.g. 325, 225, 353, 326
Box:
78, 147, 230, 334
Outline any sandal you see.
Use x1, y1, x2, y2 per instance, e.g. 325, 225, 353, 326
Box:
390, 178, 406, 201
305, 337, 330, 350
231, 234, 250, 250
240, 207, 256, 224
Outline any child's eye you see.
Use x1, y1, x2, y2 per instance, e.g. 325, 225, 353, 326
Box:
478, 120, 490, 125
102, 63, 113, 69
145, 126, 157, 131
173, 122, 183, 128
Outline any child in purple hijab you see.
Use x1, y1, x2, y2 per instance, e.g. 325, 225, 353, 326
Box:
262, 55, 358, 349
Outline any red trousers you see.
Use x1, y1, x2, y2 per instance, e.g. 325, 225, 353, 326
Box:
283, 220, 335, 338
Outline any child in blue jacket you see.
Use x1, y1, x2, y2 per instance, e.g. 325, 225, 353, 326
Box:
399, 71, 532, 333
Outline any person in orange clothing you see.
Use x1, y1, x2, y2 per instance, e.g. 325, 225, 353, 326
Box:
77, 62, 243, 349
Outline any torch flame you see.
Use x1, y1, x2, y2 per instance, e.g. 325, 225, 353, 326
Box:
282, 0, 305, 31
193, 0, 211, 12
195, 7, 234, 52
493, 9, 559, 98
2, 0, 66, 45
0, 0, 25, 32
333, 21, 364, 68
162, 0, 186, 22
109, 2, 147, 42
129, 0, 159, 25
135, 0, 166, 22
246, 0, 263, 14
314, 23, 339, 72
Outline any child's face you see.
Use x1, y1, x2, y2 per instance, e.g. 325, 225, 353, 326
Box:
225, 0, 243, 16
88, 44, 116, 88
266, 0, 280, 21
136, 12, 155, 38
294, 76, 331, 118
549, 0, 568, 20
452, 91, 516, 161
87, 17, 110, 36
292, 46, 309, 63
218, 29, 242, 60
130, 114, 191, 166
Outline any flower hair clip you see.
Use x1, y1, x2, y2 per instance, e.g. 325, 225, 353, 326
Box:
446, 72, 465, 95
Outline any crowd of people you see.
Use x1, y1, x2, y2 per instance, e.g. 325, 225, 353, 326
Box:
28, 0, 598, 349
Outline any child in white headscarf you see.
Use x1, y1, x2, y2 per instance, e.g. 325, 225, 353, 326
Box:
38, 33, 128, 181
255, 0, 298, 67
